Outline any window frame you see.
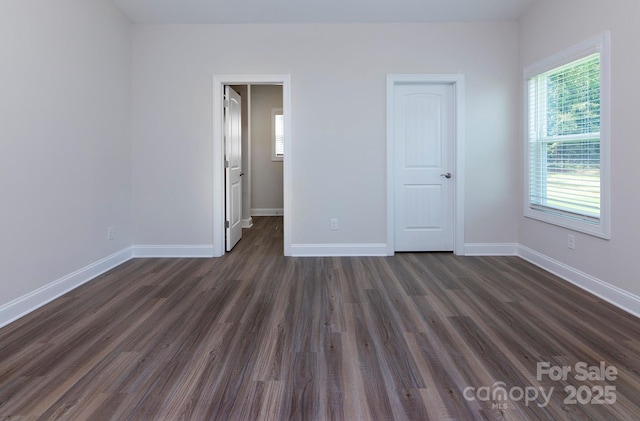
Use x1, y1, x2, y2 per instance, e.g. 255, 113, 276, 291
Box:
523, 32, 611, 239
271, 107, 284, 161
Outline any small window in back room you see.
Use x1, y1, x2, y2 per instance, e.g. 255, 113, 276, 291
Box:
272, 108, 284, 161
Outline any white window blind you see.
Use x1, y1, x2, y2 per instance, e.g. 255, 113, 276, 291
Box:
528, 53, 601, 223
274, 113, 284, 157
272, 108, 284, 161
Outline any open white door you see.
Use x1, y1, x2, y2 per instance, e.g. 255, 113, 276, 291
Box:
394, 83, 454, 251
225, 86, 243, 251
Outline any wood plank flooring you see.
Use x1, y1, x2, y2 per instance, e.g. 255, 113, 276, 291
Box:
2, 216, 640, 420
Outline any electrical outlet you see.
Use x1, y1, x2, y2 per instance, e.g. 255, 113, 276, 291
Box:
330, 219, 338, 231
107, 226, 114, 240
567, 234, 575, 250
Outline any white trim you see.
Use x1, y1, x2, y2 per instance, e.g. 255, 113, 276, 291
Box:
386, 74, 466, 256
518, 245, 640, 319
132, 245, 215, 258
251, 208, 284, 216
241, 217, 254, 229
0, 247, 134, 329
523, 32, 611, 239
214, 75, 292, 258
291, 243, 388, 257
464, 243, 519, 256
524, 32, 608, 78
4, 241, 640, 330
247, 86, 253, 229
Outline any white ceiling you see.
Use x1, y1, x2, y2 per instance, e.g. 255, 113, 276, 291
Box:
111, 0, 537, 24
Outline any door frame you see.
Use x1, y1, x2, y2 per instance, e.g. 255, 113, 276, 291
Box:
386, 74, 465, 256
213, 74, 292, 257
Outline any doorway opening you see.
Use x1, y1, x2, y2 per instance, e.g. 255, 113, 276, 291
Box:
213, 75, 292, 257
226, 84, 284, 251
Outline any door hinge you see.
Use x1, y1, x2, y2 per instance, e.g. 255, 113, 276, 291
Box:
223, 99, 230, 108
224, 160, 230, 168
225, 221, 230, 229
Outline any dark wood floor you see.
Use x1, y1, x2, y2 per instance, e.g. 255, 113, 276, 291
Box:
1, 217, 640, 420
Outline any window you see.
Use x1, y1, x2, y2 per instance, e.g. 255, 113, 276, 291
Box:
524, 33, 610, 238
272, 108, 284, 161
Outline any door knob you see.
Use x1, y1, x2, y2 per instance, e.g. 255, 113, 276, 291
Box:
240, 172, 245, 176
440, 172, 452, 179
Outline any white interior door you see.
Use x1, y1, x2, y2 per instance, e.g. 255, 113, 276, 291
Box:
394, 83, 454, 251
225, 86, 243, 251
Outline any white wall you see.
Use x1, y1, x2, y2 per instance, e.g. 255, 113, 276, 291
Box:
0, 0, 132, 310
131, 22, 520, 248
519, 0, 640, 296
251, 85, 284, 212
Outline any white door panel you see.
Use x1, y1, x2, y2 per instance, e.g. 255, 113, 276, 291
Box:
394, 83, 454, 251
225, 86, 243, 251
403, 185, 442, 229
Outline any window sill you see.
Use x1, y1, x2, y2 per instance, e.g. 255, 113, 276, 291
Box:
524, 207, 610, 240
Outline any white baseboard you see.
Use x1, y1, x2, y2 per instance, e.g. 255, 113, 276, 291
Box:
291, 243, 388, 257
251, 208, 284, 216
0, 247, 134, 329
241, 218, 253, 229
132, 245, 215, 258
3, 241, 638, 331
518, 245, 640, 319
464, 243, 519, 256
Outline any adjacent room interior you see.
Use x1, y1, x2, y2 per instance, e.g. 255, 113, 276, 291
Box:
225, 83, 284, 251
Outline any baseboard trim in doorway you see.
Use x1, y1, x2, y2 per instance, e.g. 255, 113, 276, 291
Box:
0, 247, 134, 329
291, 243, 388, 257
241, 218, 253, 229
251, 208, 284, 216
